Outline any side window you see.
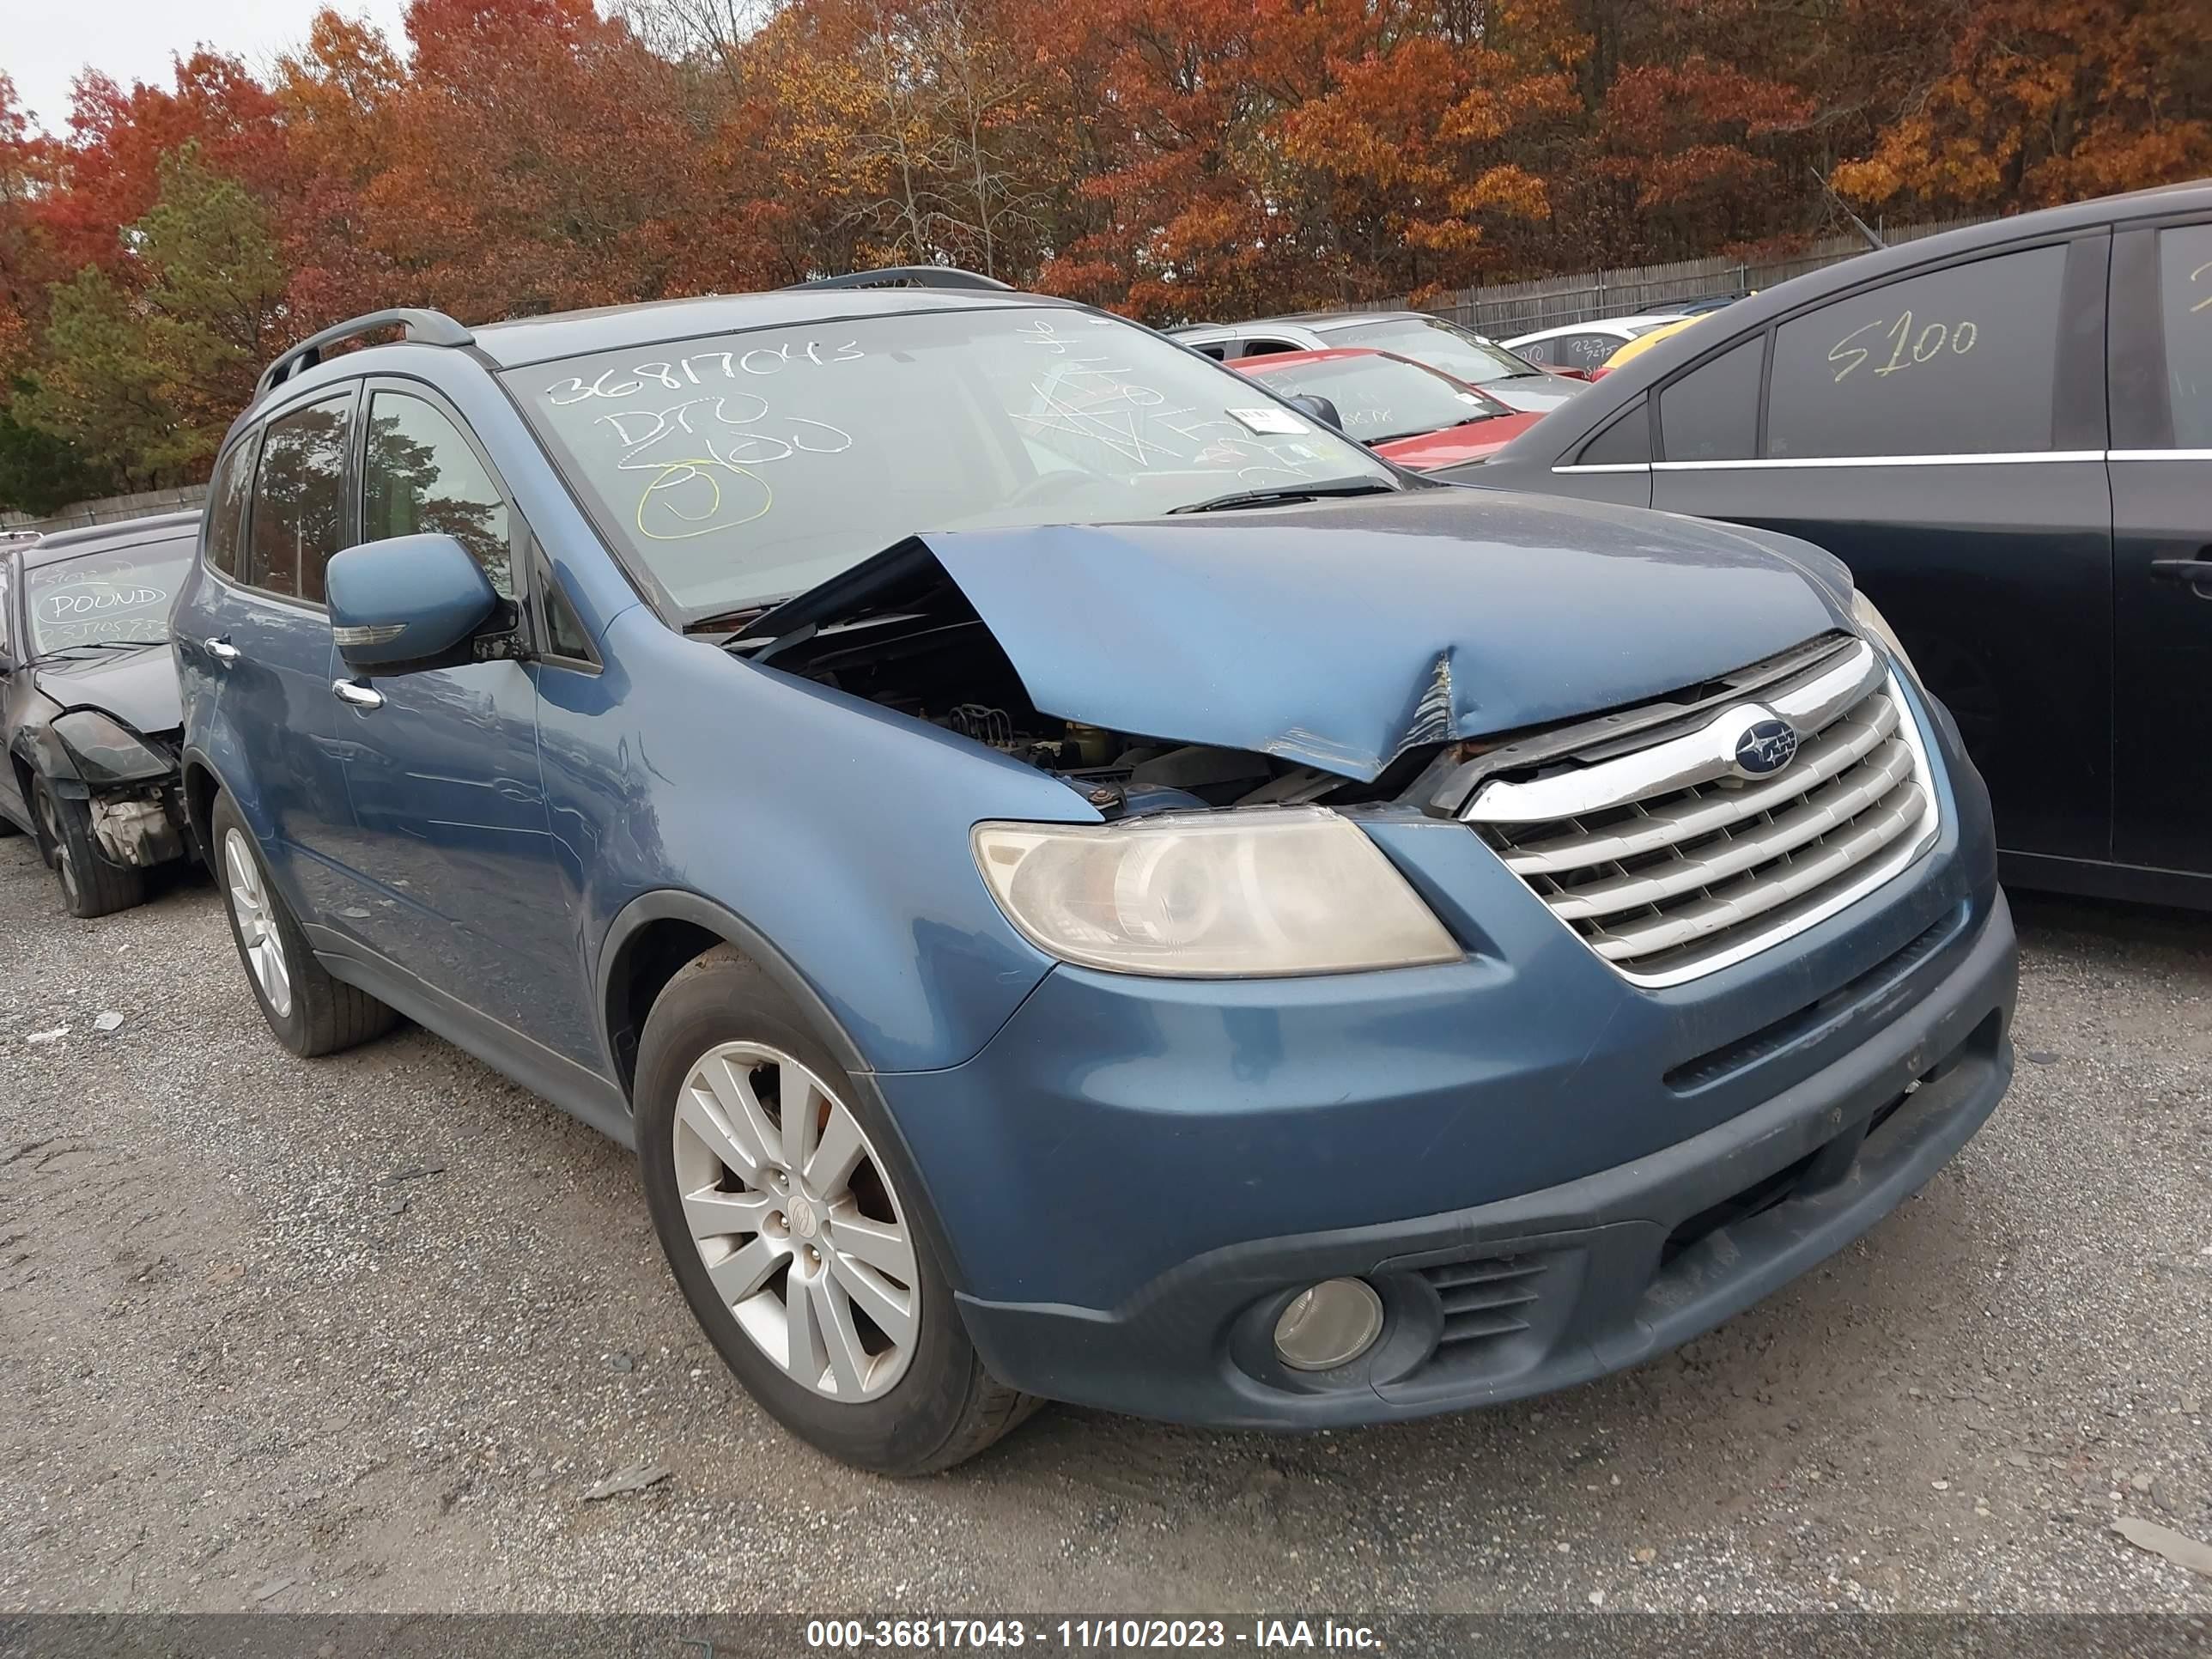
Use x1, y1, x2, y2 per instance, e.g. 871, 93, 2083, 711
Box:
362, 392, 515, 599
1766, 244, 2067, 459
1516, 338, 1558, 367
1238, 338, 1298, 358
1659, 338, 1765, 462
1559, 333, 1620, 372
248, 395, 352, 598
1191, 342, 1229, 361
205, 431, 256, 579
1577, 397, 1650, 465
2160, 224, 2212, 448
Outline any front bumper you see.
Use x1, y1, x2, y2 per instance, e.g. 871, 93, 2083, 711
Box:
945, 890, 2013, 1425
874, 672, 2014, 1427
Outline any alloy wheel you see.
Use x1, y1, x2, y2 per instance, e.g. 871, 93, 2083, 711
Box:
672, 1042, 920, 1401
222, 827, 293, 1019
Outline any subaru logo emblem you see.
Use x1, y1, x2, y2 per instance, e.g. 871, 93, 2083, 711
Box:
1733, 717, 1800, 778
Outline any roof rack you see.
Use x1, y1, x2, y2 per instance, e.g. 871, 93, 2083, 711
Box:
255, 307, 474, 398
785, 266, 1013, 293
27, 509, 203, 551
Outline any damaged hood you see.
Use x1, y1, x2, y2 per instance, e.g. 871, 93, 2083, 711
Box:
900, 490, 1854, 781
33, 642, 184, 737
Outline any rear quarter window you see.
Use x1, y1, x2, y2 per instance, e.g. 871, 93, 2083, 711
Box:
205, 432, 257, 579
1660, 337, 1765, 462
1765, 245, 2067, 459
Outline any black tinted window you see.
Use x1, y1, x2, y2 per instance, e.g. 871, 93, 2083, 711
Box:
1578, 397, 1650, 465
1514, 338, 1556, 366
2161, 224, 2212, 448
1660, 337, 1764, 461
1766, 246, 2066, 459
541, 574, 594, 662
362, 392, 514, 599
248, 395, 351, 597
206, 432, 256, 578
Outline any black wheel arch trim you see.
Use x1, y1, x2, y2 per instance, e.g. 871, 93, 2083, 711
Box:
602, 888, 990, 1303
597, 888, 872, 1093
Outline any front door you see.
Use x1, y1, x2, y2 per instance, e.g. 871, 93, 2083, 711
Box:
2111, 219, 2212, 877
323, 382, 585, 1048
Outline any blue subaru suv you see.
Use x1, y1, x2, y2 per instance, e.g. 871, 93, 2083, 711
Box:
173, 272, 2017, 1474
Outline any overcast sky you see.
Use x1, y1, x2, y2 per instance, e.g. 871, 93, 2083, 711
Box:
8, 0, 413, 132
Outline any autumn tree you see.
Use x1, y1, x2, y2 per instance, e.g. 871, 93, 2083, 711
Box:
19, 143, 289, 482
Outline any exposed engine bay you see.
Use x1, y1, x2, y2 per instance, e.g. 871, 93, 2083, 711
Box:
728, 544, 1438, 816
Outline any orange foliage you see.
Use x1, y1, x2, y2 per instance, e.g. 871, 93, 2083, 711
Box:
0, 0, 2205, 494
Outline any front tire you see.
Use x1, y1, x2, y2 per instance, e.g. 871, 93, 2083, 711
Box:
32, 775, 146, 918
210, 791, 396, 1057
635, 946, 1038, 1474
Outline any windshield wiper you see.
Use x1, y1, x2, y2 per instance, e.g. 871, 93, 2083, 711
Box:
1167, 477, 1401, 515
682, 601, 782, 637
42, 639, 161, 657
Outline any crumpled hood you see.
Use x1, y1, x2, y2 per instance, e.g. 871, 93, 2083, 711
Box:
34, 643, 184, 737
908, 489, 1854, 781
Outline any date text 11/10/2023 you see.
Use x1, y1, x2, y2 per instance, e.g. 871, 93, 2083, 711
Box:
796, 1620, 1382, 1650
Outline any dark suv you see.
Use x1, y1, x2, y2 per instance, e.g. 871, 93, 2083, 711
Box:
173, 275, 2015, 1474
1, 512, 198, 915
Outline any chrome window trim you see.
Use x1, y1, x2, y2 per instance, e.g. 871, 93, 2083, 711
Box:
2109, 449, 2212, 461
1550, 462, 1652, 475
1651, 450, 2104, 471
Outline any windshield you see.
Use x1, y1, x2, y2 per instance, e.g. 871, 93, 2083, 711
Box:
1321, 318, 1544, 386
27, 539, 193, 655
1246, 355, 1505, 443
509, 307, 1396, 617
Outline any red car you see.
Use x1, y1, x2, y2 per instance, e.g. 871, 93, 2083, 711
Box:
1230, 347, 1545, 469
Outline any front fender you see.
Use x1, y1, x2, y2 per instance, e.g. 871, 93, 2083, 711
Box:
546, 611, 1091, 1077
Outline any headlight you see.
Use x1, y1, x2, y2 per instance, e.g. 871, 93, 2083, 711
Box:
1851, 590, 1918, 679
972, 805, 1461, 976
51, 710, 171, 784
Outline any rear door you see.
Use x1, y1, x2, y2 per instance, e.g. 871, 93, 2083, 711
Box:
213, 388, 365, 920
2109, 218, 2212, 877
1650, 234, 2114, 869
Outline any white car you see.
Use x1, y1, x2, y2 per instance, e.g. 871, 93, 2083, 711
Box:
1501, 314, 1692, 374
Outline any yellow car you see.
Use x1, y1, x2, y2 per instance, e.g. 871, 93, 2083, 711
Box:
1595, 315, 1701, 377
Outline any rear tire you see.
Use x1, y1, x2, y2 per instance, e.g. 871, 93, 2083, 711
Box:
635, 946, 1039, 1474
210, 791, 396, 1057
32, 775, 146, 919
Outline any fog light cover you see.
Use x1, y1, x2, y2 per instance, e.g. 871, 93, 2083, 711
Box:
1273, 1278, 1384, 1371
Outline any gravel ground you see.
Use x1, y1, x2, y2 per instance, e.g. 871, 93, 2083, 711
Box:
2, 831, 2209, 1614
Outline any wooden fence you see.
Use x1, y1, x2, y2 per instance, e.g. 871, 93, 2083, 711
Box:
3, 484, 209, 537
1376, 216, 1989, 338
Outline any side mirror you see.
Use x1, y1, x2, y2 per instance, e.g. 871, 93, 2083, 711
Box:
326, 533, 500, 673
1286, 392, 1344, 431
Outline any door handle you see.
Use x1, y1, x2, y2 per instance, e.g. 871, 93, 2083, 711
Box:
204, 636, 240, 665
2148, 553, 2212, 597
331, 679, 386, 711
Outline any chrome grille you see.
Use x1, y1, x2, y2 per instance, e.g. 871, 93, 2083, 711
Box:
1462, 640, 1938, 985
